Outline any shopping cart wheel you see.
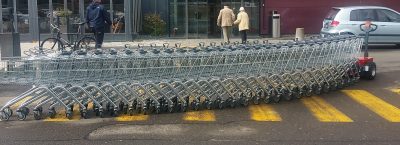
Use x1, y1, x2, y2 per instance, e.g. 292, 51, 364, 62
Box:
99, 110, 105, 118
17, 111, 27, 121
230, 99, 237, 108
282, 90, 292, 101
322, 83, 330, 93
0, 111, 10, 121
337, 79, 344, 89
155, 106, 162, 114
273, 95, 281, 103
180, 103, 188, 112
4, 107, 13, 117
291, 88, 301, 99
242, 98, 249, 107
218, 101, 225, 109
264, 97, 272, 104
81, 111, 88, 119
142, 107, 149, 115
206, 101, 213, 110
66, 111, 73, 120
111, 109, 119, 117
48, 108, 56, 119
253, 96, 260, 105
33, 110, 42, 120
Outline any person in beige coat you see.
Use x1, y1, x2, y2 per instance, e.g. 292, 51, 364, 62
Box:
234, 7, 250, 44
217, 5, 235, 43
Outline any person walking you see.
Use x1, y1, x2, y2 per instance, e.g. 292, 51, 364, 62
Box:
217, 5, 235, 43
86, 0, 112, 48
234, 7, 250, 44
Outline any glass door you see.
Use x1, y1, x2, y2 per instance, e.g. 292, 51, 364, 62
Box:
187, 0, 208, 38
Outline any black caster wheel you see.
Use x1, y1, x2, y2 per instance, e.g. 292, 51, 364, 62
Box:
230, 99, 236, 108
142, 107, 149, 115
48, 109, 57, 119
253, 97, 260, 105
4, 107, 13, 117
218, 101, 225, 109
322, 83, 330, 93
273, 95, 281, 103
99, 111, 105, 118
282, 91, 292, 101
155, 106, 161, 114
180, 103, 188, 112
111, 109, 119, 117
263, 96, 272, 104
191, 102, 200, 111
66, 111, 73, 120
33, 110, 42, 120
168, 106, 175, 113
81, 111, 88, 119
242, 98, 249, 107
206, 101, 213, 110
17, 111, 27, 121
0, 111, 10, 121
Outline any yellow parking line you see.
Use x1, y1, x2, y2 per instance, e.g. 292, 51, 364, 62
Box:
183, 110, 216, 122
342, 90, 400, 122
391, 88, 400, 95
248, 104, 282, 121
301, 96, 353, 122
115, 114, 149, 121
44, 105, 81, 122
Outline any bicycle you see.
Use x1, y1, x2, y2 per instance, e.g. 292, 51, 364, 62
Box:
40, 21, 97, 52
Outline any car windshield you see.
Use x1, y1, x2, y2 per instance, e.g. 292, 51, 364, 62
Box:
325, 8, 340, 20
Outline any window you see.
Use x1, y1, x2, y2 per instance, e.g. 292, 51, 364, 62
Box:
350, 9, 376, 21
325, 8, 340, 20
377, 9, 400, 22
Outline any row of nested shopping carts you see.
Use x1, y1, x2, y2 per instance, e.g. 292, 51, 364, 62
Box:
0, 35, 363, 121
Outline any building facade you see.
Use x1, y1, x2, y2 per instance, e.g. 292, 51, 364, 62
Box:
1, 0, 399, 41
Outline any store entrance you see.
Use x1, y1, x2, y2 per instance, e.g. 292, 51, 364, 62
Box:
169, 0, 259, 38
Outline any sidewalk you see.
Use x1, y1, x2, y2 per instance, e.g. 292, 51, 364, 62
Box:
19, 35, 312, 56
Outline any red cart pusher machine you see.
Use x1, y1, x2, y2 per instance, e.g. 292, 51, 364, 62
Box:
358, 20, 377, 80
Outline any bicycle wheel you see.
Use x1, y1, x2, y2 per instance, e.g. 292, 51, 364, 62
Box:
76, 36, 96, 51
40, 38, 65, 51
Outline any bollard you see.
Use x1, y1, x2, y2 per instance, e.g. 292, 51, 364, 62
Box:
295, 28, 305, 41
272, 14, 281, 38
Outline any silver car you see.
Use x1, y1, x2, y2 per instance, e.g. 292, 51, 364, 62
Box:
321, 6, 400, 44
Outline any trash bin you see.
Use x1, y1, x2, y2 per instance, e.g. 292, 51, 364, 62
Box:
272, 13, 281, 38
0, 32, 21, 59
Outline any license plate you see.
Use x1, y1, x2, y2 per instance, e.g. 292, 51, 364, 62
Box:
365, 66, 369, 71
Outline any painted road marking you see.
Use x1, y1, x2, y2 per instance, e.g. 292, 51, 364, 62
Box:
248, 104, 282, 121
391, 88, 400, 95
115, 114, 149, 121
342, 90, 400, 122
183, 110, 216, 122
302, 96, 353, 122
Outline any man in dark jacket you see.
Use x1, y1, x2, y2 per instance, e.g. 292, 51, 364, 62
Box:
86, 0, 111, 48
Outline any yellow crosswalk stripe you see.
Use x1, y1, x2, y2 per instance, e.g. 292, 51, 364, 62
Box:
391, 88, 400, 95
342, 90, 400, 122
115, 114, 149, 121
183, 110, 216, 122
248, 104, 282, 121
301, 96, 353, 122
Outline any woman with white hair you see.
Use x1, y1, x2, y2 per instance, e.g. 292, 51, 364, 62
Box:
234, 7, 250, 44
